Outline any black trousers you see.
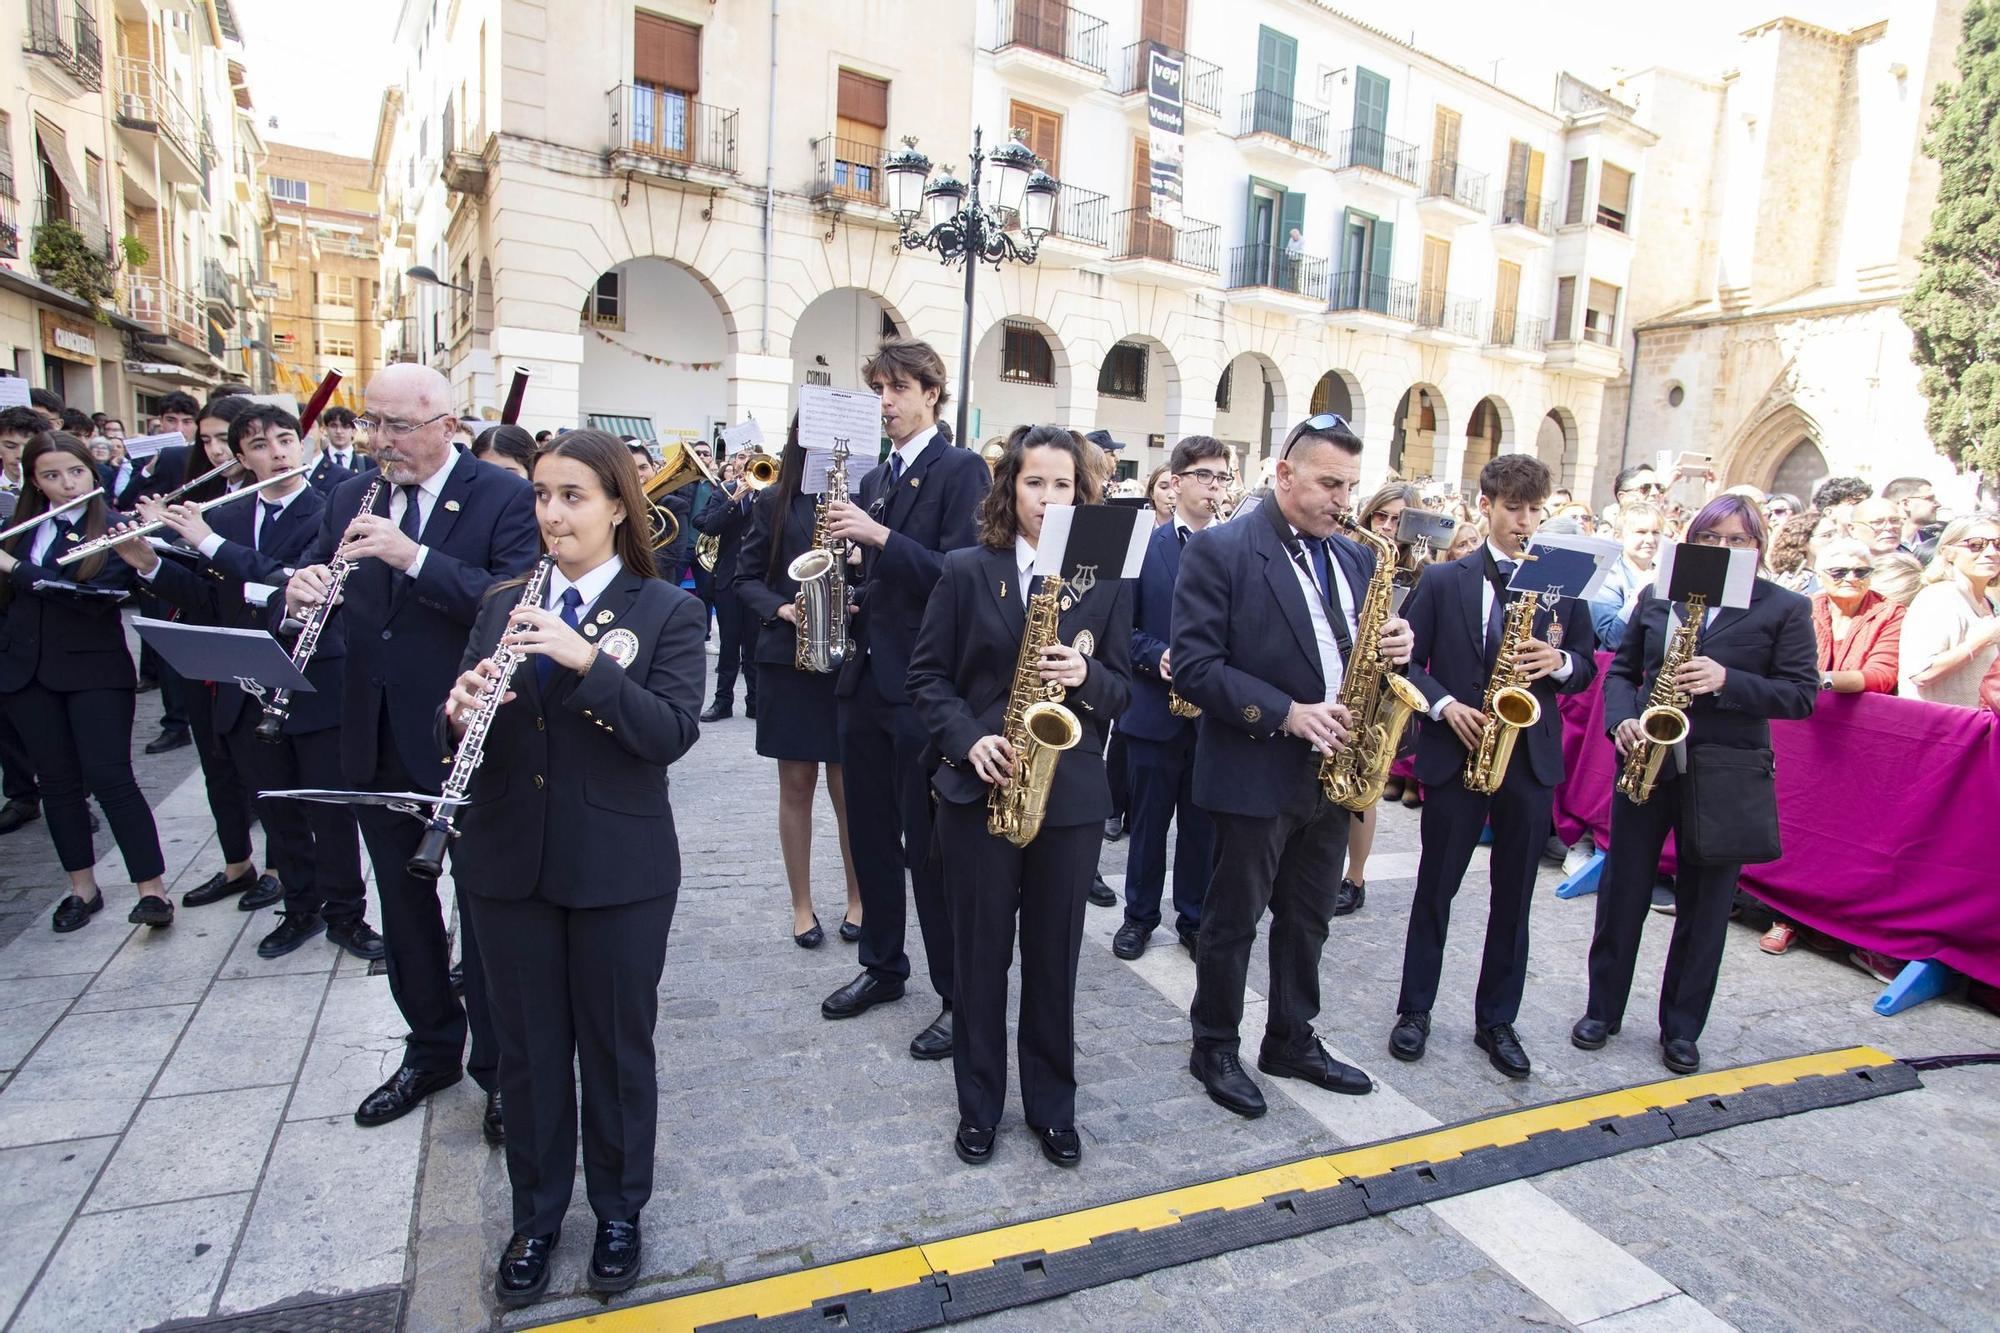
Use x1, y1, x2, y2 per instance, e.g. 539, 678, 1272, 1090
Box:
185, 683, 254, 866
0, 705, 37, 804
225, 716, 364, 925
839, 668, 953, 1002
137, 590, 188, 731
939, 801, 1096, 1129
1585, 778, 1742, 1042
711, 584, 757, 706
1191, 792, 1349, 1057
691, 562, 716, 629
1396, 771, 1553, 1029
1122, 731, 1214, 935
354, 713, 497, 1088
1, 684, 163, 882
470, 890, 675, 1236
1106, 726, 1130, 824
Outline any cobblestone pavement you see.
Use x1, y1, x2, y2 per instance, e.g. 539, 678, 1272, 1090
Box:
1, 642, 1995, 1332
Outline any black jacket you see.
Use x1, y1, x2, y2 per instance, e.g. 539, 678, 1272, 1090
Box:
695, 485, 756, 584
733, 488, 823, 666
116, 443, 192, 510
307, 452, 362, 493
0, 515, 136, 693
908, 545, 1132, 823
1605, 581, 1818, 752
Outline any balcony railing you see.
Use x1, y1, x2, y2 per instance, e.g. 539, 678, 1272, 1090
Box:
1415, 290, 1481, 338
1497, 189, 1554, 233
115, 57, 198, 168
609, 86, 737, 175
811, 133, 887, 207
1229, 243, 1326, 298
1109, 208, 1219, 272
24, 0, 103, 90
35, 195, 112, 262
1329, 270, 1417, 320
203, 258, 232, 303
1113, 41, 1222, 118
124, 274, 206, 349
1488, 309, 1547, 353
1047, 182, 1109, 247
991, 0, 1108, 74
1236, 90, 1328, 154
1581, 321, 1616, 347
1332, 128, 1420, 186
1422, 159, 1487, 212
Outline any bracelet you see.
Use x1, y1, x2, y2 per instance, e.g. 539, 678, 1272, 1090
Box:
584, 646, 601, 674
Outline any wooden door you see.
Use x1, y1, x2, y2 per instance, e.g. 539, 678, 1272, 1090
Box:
1431, 106, 1461, 196
1419, 236, 1450, 323
1140, 0, 1187, 49
1130, 136, 1172, 259
1493, 260, 1521, 343
1009, 100, 1061, 176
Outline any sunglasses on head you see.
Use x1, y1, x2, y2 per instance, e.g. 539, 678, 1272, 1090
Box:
1280, 414, 1350, 460
1821, 566, 1871, 581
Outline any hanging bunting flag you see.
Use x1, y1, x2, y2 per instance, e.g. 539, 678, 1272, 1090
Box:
590, 329, 723, 371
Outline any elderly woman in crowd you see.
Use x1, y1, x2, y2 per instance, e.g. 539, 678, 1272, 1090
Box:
1899, 513, 2000, 708
1768, 510, 1822, 593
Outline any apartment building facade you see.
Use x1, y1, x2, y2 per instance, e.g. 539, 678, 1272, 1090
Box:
265, 142, 381, 406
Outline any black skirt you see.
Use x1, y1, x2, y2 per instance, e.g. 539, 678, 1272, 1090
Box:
754, 659, 842, 762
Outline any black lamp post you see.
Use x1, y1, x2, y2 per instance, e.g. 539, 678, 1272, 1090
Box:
884, 127, 1060, 450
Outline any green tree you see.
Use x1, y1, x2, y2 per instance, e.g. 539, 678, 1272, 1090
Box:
1904, 0, 2000, 478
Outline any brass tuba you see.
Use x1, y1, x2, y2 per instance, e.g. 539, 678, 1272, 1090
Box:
987, 574, 1081, 847
1616, 594, 1702, 804
1320, 517, 1429, 809
1463, 587, 1543, 794
645, 441, 724, 552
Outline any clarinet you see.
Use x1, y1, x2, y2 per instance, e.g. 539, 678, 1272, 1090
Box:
408, 557, 554, 879
256, 480, 384, 742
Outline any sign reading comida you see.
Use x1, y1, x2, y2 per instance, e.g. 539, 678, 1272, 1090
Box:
1146, 42, 1186, 231
39, 310, 99, 365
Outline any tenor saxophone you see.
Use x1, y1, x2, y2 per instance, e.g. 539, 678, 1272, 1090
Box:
787, 437, 852, 673
1320, 519, 1429, 810
1463, 589, 1544, 795
1616, 594, 1702, 805
986, 574, 1081, 847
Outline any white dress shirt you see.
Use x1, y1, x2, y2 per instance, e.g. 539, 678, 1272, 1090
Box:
1428, 541, 1574, 719
388, 453, 458, 580
1285, 527, 1359, 701
548, 554, 623, 623
196, 479, 309, 560
1014, 534, 1037, 589
891, 425, 937, 480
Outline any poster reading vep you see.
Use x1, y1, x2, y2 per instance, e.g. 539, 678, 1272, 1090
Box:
1146, 42, 1186, 230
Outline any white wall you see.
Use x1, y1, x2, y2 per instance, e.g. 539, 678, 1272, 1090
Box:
789, 288, 894, 411
578, 259, 729, 439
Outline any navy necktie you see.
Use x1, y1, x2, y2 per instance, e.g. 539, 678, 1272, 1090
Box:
537, 587, 584, 691
889, 452, 905, 488
1487, 559, 1517, 656
398, 485, 423, 542
257, 501, 282, 554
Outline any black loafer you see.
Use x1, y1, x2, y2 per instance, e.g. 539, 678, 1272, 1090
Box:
698, 701, 733, 723
495, 1231, 558, 1307
257, 910, 326, 959
355, 1065, 462, 1127
1033, 1125, 1082, 1168
909, 1007, 953, 1060
51, 892, 103, 933
744, 701, 757, 719
1570, 1016, 1621, 1050
482, 1089, 505, 1146
589, 1218, 641, 1293
1177, 928, 1199, 959
1086, 875, 1117, 907
821, 971, 905, 1020
1102, 816, 1125, 843
238, 873, 283, 911
795, 914, 824, 949
182, 867, 259, 907
0, 799, 41, 836
1661, 1037, 1701, 1075
1258, 1040, 1374, 1095
326, 918, 386, 962
1333, 877, 1366, 917
128, 895, 174, 928
1112, 921, 1151, 960
838, 917, 862, 943
1474, 1023, 1532, 1080
144, 727, 192, 755
1189, 1049, 1266, 1119
1388, 1010, 1431, 1062
954, 1123, 996, 1165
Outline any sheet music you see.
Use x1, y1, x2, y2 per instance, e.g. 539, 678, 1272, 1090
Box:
797, 386, 879, 457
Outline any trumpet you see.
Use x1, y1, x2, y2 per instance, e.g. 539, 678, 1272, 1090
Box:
57, 467, 312, 567
0, 488, 105, 545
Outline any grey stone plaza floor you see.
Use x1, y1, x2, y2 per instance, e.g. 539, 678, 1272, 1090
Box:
0, 654, 1995, 1332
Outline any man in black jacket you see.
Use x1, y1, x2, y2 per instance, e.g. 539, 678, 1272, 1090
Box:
695, 455, 758, 721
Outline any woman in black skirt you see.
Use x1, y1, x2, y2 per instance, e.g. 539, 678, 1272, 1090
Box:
733, 425, 861, 947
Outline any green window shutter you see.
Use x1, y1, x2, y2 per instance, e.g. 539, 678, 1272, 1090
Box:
1367, 218, 1394, 313
1244, 176, 1261, 249
1353, 68, 1389, 168
1256, 27, 1296, 96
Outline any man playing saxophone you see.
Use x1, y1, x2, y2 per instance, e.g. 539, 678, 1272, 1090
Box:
1389, 455, 1597, 1080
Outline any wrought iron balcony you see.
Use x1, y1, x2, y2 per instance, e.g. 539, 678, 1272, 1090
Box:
609, 86, 738, 176
1228, 243, 1327, 299
115, 57, 200, 173
1109, 208, 1219, 272
1422, 158, 1487, 212
1497, 189, 1554, 233
1236, 90, 1328, 154
1332, 128, 1421, 186
1113, 42, 1222, 118
1046, 182, 1108, 247
990, 0, 1109, 74
1415, 290, 1481, 339
811, 134, 888, 207
0, 196, 17, 261
1328, 270, 1416, 320
24, 0, 102, 91
34, 196, 112, 263
123, 274, 206, 350
1488, 309, 1547, 353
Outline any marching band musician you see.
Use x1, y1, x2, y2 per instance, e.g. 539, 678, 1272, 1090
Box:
1389, 455, 1598, 1080
309, 406, 373, 490
907, 425, 1132, 1168
280, 364, 538, 1137
0, 433, 170, 931
1170, 414, 1412, 1118
696, 451, 759, 722
818, 339, 990, 1060
441, 429, 704, 1306
733, 423, 863, 947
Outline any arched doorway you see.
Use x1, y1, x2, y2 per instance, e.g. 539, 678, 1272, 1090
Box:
790, 288, 903, 404
1309, 369, 1363, 437
1389, 384, 1448, 482
968, 315, 1069, 450
1536, 408, 1577, 489
1215, 352, 1286, 472
1769, 439, 1829, 501
577, 257, 730, 448
1093, 334, 1180, 482
1462, 395, 1509, 488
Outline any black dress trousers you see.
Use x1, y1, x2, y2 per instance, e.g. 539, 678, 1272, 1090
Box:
1, 684, 164, 881
223, 715, 365, 925
184, 681, 254, 866
1121, 730, 1213, 936
0, 706, 38, 804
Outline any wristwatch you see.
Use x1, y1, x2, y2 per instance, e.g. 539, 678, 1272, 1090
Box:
1820, 674, 1835, 691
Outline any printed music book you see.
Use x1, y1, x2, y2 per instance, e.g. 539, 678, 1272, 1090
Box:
132, 617, 315, 694
1508, 533, 1623, 601
1032, 504, 1150, 583
1654, 542, 1756, 608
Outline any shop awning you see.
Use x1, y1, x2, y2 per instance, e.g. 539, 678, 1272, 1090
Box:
33, 118, 90, 215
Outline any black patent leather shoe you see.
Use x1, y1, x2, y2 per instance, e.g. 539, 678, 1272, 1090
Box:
698, 700, 733, 723
1388, 1010, 1431, 1062
589, 1218, 641, 1293
182, 867, 259, 907
1258, 1040, 1374, 1095
238, 873, 283, 911
0, 799, 40, 836
495, 1231, 558, 1307
821, 971, 905, 1020
954, 1123, 996, 1165
1661, 1037, 1701, 1075
482, 1089, 504, 1146
144, 727, 192, 755
909, 1006, 953, 1060
1111, 921, 1151, 960
257, 910, 326, 959
1102, 816, 1125, 843
795, 914, 824, 949
838, 917, 862, 943
1475, 1024, 1532, 1080
326, 918, 385, 962
1333, 877, 1366, 917
1189, 1049, 1267, 1119
355, 1065, 462, 1127
128, 894, 174, 928
1086, 875, 1117, 907
1033, 1125, 1082, 1168
1570, 1016, 1621, 1050
51, 892, 103, 933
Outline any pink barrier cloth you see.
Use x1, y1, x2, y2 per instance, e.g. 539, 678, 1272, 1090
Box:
1552, 653, 2000, 988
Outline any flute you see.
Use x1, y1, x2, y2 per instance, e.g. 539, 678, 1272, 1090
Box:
142, 457, 239, 509
56, 467, 311, 566
0, 488, 105, 544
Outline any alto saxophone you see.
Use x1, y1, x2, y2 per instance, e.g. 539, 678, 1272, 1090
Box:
1463, 588, 1544, 795
409, 557, 555, 878
257, 479, 385, 742
1320, 518, 1429, 810
987, 574, 1082, 847
1616, 594, 1702, 805
788, 437, 852, 673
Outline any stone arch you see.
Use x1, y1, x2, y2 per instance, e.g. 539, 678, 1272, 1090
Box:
1536, 407, 1579, 489
1389, 383, 1450, 482
1769, 439, 1830, 502
577, 256, 734, 443
1092, 332, 1182, 479
789, 287, 907, 399
968, 312, 1077, 448
1461, 394, 1512, 488
1215, 351, 1288, 474
1727, 402, 1825, 492
1310, 369, 1365, 439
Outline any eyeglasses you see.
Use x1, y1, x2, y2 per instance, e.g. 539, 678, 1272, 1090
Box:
1619, 482, 1665, 496
1280, 413, 1349, 460
1820, 567, 1872, 581
1176, 468, 1233, 486
354, 412, 452, 439
1765, 504, 1794, 517
1856, 518, 1902, 532
1689, 531, 1760, 550
1955, 537, 2000, 553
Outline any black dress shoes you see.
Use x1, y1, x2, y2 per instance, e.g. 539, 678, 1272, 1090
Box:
51, 892, 102, 933
1087, 875, 1117, 907
495, 1231, 558, 1307
182, 867, 261, 907
838, 917, 862, 943
1388, 1010, 1431, 1062
1570, 1016, 1621, 1050
128, 895, 174, 928
144, 727, 192, 755
1102, 816, 1125, 843
0, 799, 39, 835
355, 1065, 462, 1127
744, 700, 757, 720
1258, 1040, 1374, 1095
795, 914, 824, 949
238, 873, 283, 911
1033, 1125, 1082, 1168
699, 700, 733, 723
257, 911, 326, 959
589, 1218, 641, 1293
1112, 921, 1151, 960
954, 1123, 996, 1165
821, 971, 904, 1019
1474, 1024, 1532, 1080
326, 918, 385, 962
1333, 877, 1366, 917
1189, 1049, 1267, 1119
1661, 1037, 1701, 1074
909, 1007, 953, 1060
482, 1089, 505, 1146
1177, 927, 1199, 959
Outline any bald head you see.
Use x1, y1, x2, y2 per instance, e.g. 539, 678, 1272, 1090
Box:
363, 363, 457, 483
1849, 498, 1903, 556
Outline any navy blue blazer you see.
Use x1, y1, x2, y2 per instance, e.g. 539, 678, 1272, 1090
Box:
695, 486, 755, 583
116, 443, 191, 510
1169, 499, 1375, 818
1401, 550, 1599, 789
307, 453, 360, 494
292, 452, 539, 788
1123, 518, 1194, 744
0, 513, 137, 694
838, 438, 990, 704
441, 568, 705, 907
733, 488, 822, 666
907, 545, 1133, 823
1605, 581, 1817, 754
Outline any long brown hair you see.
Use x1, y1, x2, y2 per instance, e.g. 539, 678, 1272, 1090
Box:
531, 428, 658, 581
765, 414, 804, 586
975, 423, 1100, 552
1, 433, 113, 605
